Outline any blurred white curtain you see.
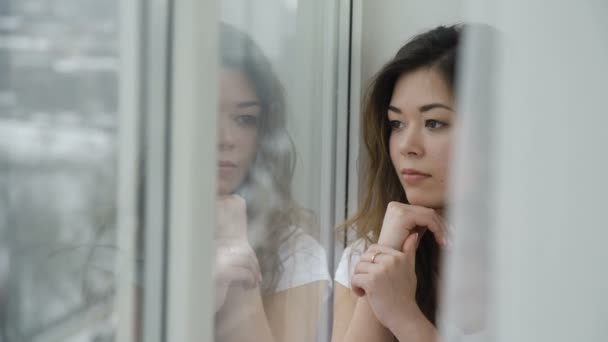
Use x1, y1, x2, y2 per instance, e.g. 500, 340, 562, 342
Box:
441, 1, 608, 341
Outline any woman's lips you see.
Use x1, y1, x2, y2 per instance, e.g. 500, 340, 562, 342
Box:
401, 168, 431, 184
218, 161, 237, 168
218, 161, 237, 176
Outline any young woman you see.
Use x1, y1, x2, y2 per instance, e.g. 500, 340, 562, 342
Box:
214, 23, 330, 342
332, 25, 462, 342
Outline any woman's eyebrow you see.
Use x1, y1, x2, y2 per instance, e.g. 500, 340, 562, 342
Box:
388, 105, 402, 114
237, 100, 261, 109
419, 103, 453, 112
388, 103, 454, 114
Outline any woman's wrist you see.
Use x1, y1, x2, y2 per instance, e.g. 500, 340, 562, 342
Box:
216, 286, 265, 329
386, 304, 437, 341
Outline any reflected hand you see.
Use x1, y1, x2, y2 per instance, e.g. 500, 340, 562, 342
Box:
214, 195, 261, 312
216, 195, 248, 241
214, 241, 261, 312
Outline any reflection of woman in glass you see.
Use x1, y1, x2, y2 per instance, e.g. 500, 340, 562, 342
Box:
214, 23, 330, 341
332, 25, 462, 342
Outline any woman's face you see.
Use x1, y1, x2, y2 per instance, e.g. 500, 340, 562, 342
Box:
388, 67, 456, 209
217, 67, 260, 195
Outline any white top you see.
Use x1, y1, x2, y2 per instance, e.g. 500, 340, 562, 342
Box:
334, 239, 367, 288
274, 228, 332, 293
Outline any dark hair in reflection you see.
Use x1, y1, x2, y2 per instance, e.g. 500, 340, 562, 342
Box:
220, 23, 312, 294
341, 24, 463, 324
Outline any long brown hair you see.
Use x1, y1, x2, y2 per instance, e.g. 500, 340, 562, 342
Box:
220, 23, 314, 294
342, 25, 462, 324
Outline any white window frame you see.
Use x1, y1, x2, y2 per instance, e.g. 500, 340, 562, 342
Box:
116, 0, 355, 340
116, 0, 218, 341
164, 0, 219, 340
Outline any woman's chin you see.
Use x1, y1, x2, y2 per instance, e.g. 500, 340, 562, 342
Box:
217, 182, 237, 197
405, 194, 444, 210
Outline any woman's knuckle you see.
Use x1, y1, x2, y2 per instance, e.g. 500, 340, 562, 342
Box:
388, 202, 407, 216
387, 201, 400, 210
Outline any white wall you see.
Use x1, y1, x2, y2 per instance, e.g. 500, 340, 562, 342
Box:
485, 1, 608, 341
359, 0, 465, 86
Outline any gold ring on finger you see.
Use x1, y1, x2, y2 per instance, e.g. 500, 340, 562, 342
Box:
371, 251, 381, 264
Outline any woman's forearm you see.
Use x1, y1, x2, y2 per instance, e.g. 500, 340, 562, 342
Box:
215, 287, 275, 342
218, 282, 325, 342
389, 310, 437, 342
340, 295, 437, 342
342, 297, 394, 342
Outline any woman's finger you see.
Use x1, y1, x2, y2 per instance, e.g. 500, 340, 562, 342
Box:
351, 273, 373, 297
408, 208, 447, 247
249, 255, 262, 283
401, 232, 419, 257
365, 244, 402, 257
354, 259, 384, 274
429, 211, 449, 246
219, 249, 261, 282
218, 265, 257, 288
223, 251, 255, 268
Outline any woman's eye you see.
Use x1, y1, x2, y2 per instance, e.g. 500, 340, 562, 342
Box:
389, 120, 404, 130
425, 119, 448, 129
235, 114, 258, 127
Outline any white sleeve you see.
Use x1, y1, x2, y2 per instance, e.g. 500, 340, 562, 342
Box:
334, 240, 366, 288
274, 229, 331, 293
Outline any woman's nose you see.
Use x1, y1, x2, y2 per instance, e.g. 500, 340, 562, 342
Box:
399, 126, 425, 157
218, 118, 235, 150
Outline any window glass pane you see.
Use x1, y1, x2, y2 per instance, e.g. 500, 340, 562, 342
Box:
0, 0, 120, 340
214, 1, 338, 341
440, 23, 496, 340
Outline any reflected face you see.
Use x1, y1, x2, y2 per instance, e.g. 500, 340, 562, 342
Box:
217, 67, 260, 195
388, 68, 456, 209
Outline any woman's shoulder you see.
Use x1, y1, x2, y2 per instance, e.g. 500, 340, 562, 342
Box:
277, 226, 324, 257
274, 226, 331, 293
